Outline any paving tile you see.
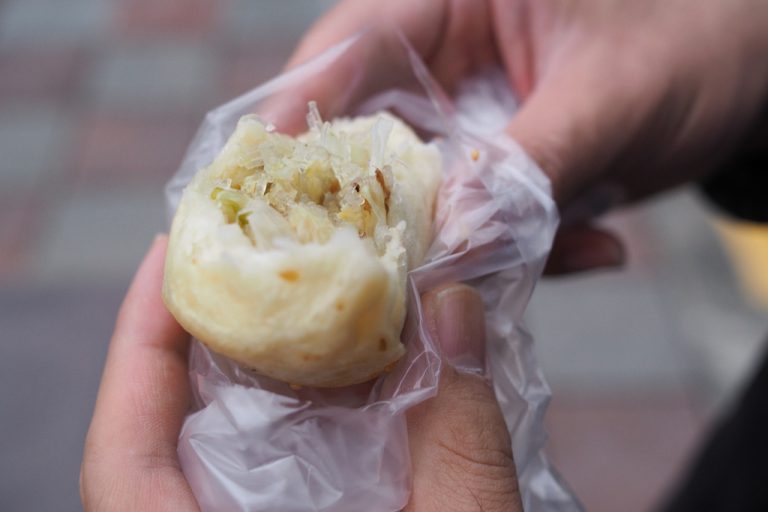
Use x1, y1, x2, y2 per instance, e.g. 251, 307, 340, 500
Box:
220, 0, 335, 45
530, 190, 765, 512
526, 206, 664, 396
0, 47, 82, 99
0, 102, 75, 192
0, 194, 43, 281
529, 270, 687, 395
546, 394, 705, 512
642, 191, 768, 412
85, 40, 218, 114
0, 0, 111, 48
73, 111, 197, 186
0, 284, 125, 511
115, 0, 218, 35
28, 185, 167, 286
216, 47, 291, 101
530, 191, 766, 408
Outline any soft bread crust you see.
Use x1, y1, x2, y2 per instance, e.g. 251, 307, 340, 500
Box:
163, 112, 441, 387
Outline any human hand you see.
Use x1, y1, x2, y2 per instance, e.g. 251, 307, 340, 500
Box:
80, 238, 521, 511
407, 284, 523, 512
80, 236, 199, 511
284, 0, 768, 273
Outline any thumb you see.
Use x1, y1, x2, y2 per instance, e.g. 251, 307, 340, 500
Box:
405, 284, 523, 512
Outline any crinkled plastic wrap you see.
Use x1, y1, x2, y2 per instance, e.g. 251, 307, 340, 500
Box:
165, 30, 581, 512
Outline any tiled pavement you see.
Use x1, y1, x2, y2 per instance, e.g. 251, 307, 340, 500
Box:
546, 393, 704, 512
0, 284, 123, 512
0, 2, 766, 511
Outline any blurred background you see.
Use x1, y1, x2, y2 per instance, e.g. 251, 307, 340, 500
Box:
0, 1, 766, 511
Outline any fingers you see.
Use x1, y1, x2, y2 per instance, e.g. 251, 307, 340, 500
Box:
496, 9, 668, 205
406, 284, 522, 512
544, 224, 625, 275
422, 283, 486, 372
286, 0, 443, 70
258, 0, 447, 134
81, 236, 199, 511
505, 74, 609, 204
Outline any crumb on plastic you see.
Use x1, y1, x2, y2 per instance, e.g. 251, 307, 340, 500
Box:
289, 383, 302, 391
470, 149, 480, 161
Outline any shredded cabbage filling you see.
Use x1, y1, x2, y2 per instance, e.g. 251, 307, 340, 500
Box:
209, 103, 396, 254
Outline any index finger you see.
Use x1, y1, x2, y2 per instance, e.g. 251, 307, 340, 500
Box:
86, 235, 191, 461
259, 0, 447, 134
82, 236, 198, 509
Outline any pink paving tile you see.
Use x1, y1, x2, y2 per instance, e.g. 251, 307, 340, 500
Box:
0, 193, 45, 282
73, 111, 198, 186
545, 393, 706, 512
115, 0, 219, 35
0, 48, 82, 99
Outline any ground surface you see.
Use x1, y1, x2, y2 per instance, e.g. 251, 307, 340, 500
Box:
1, 1, 766, 511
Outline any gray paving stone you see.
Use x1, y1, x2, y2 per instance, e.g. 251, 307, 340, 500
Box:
529, 270, 686, 395
643, 191, 768, 411
29, 185, 166, 286
85, 40, 217, 113
0, 103, 73, 192
528, 189, 767, 409
0, 0, 111, 48
221, 0, 335, 45
0, 284, 124, 512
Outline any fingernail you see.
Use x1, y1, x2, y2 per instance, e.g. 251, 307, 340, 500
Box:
562, 237, 624, 272
424, 284, 486, 372
256, 97, 308, 136
560, 184, 627, 226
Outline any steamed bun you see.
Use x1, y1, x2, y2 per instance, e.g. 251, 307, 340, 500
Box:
163, 106, 441, 387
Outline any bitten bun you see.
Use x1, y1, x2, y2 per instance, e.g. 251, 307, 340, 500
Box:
162, 105, 441, 387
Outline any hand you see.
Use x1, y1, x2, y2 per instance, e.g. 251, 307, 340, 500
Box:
408, 284, 523, 512
80, 236, 199, 511
81, 238, 521, 511
285, 0, 768, 273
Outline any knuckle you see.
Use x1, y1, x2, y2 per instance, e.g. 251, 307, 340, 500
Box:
431, 443, 521, 512
433, 414, 515, 475
430, 374, 522, 510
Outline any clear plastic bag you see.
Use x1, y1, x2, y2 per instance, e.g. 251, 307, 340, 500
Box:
166, 29, 581, 512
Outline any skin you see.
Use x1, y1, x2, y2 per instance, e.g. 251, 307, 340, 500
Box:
82, 1, 768, 510
80, 237, 199, 512
283, 0, 768, 273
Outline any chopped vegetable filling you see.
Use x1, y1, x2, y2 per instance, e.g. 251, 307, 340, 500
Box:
210, 104, 395, 254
